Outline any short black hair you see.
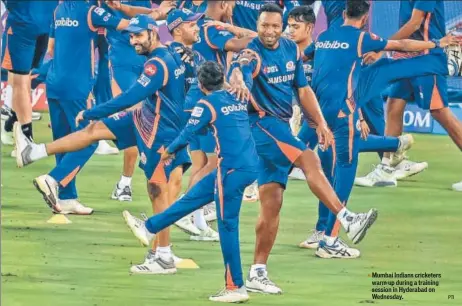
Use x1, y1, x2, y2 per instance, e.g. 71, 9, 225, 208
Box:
197, 61, 224, 92
258, 3, 283, 18
288, 6, 316, 24
346, 0, 370, 19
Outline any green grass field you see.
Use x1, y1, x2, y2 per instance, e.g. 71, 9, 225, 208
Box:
2, 119, 461, 306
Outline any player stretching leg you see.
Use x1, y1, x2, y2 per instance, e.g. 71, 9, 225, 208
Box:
286, 6, 412, 252
228, 4, 379, 294
361, 0, 462, 188
15, 2, 132, 214
127, 61, 257, 302
16, 15, 189, 273
307, 0, 459, 259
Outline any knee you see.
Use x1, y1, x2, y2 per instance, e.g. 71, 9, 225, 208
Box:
147, 182, 161, 200
430, 108, 447, 122
296, 149, 322, 172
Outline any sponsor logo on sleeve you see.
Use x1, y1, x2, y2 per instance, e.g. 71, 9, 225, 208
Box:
137, 74, 151, 87
192, 106, 204, 117
94, 7, 106, 16
144, 64, 157, 76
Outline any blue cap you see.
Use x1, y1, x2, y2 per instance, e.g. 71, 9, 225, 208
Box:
124, 14, 158, 34
166, 8, 204, 32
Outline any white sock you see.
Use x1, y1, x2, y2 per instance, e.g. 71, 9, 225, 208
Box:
381, 157, 391, 166
119, 175, 132, 187
193, 209, 208, 230
30, 144, 48, 161
337, 207, 354, 229
156, 245, 172, 260
3, 85, 13, 108
324, 235, 337, 245
251, 264, 266, 272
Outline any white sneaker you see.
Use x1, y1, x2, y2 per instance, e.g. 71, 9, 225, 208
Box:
130, 251, 177, 275
32, 111, 42, 121
209, 287, 249, 303
344, 209, 378, 245
174, 215, 201, 236
246, 268, 282, 294
243, 181, 259, 202
33, 174, 61, 213
354, 164, 398, 187
393, 158, 428, 180
1, 119, 14, 145
111, 184, 132, 202
315, 237, 360, 259
395, 134, 414, 157
289, 167, 306, 180
204, 202, 217, 222
190, 226, 220, 241
452, 181, 462, 192
95, 140, 119, 155
14, 122, 35, 168
58, 199, 93, 215
123, 210, 154, 246
299, 230, 324, 249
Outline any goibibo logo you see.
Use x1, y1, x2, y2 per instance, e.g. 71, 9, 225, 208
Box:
315, 40, 349, 49
221, 103, 247, 115
55, 18, 79, 27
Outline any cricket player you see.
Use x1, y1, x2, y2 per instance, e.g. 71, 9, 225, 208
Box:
305, 0, 459, 259
287, 6, 412, 254
232, 0, 300, 31
123, 8, 220, 241
16, 15, 189, 273
228, 3, 378, 294
14, 1, 133, 214
2, 0, 57, 143
371, 0, 462, 190
176, 0, 207, 13
102, 0, 176, 201
321, 0, 429, 188
127, 61, 257, 303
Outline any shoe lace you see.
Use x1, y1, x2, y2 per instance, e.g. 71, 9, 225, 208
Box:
140, 212, 148, 221
255, 270, 276, 286
308, 229, 323, 241
350, 213, 366, 227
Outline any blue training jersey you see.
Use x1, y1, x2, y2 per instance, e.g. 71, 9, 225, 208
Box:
310, 26, 388, 117
84, 47, 186, 142
233, 0, 300, 31
176, 0, 207, 13
167, 90, 258, 170
322, 0, 345, 29
46, 2, 122, 101
234, 37, 308, 121
193, 17, 236, 72
395, 0, 446, 58
101, 0, 150, 67
4, 0, 58, 34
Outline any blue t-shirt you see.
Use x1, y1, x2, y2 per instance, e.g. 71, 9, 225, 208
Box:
84, 47, 186, 142
101, 0, 151, 67
46, 3, 121, 101
233, 37, 308, 121
5, 0, 58, 34
322, 0, 345, 29
310, 26, 388, 117
193, 17, 236, 72
233, 0, 300, 31
168, 90, 259, 170
176, 0, 207, 13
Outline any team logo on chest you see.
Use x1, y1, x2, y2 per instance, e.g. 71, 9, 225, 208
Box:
286, 61, 295, 72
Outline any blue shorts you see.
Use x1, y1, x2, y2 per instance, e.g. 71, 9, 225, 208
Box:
189, 129, 216, 154
298, 121, 318, 150
1, 20, 49, 75
111, 65, 143, 93
172, 147, 192, 173
102, 110, 174, 184
388, 75, 448, 110
250, 115, 306, 188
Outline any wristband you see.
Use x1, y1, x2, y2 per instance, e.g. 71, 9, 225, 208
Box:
431, 39, 441, 48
